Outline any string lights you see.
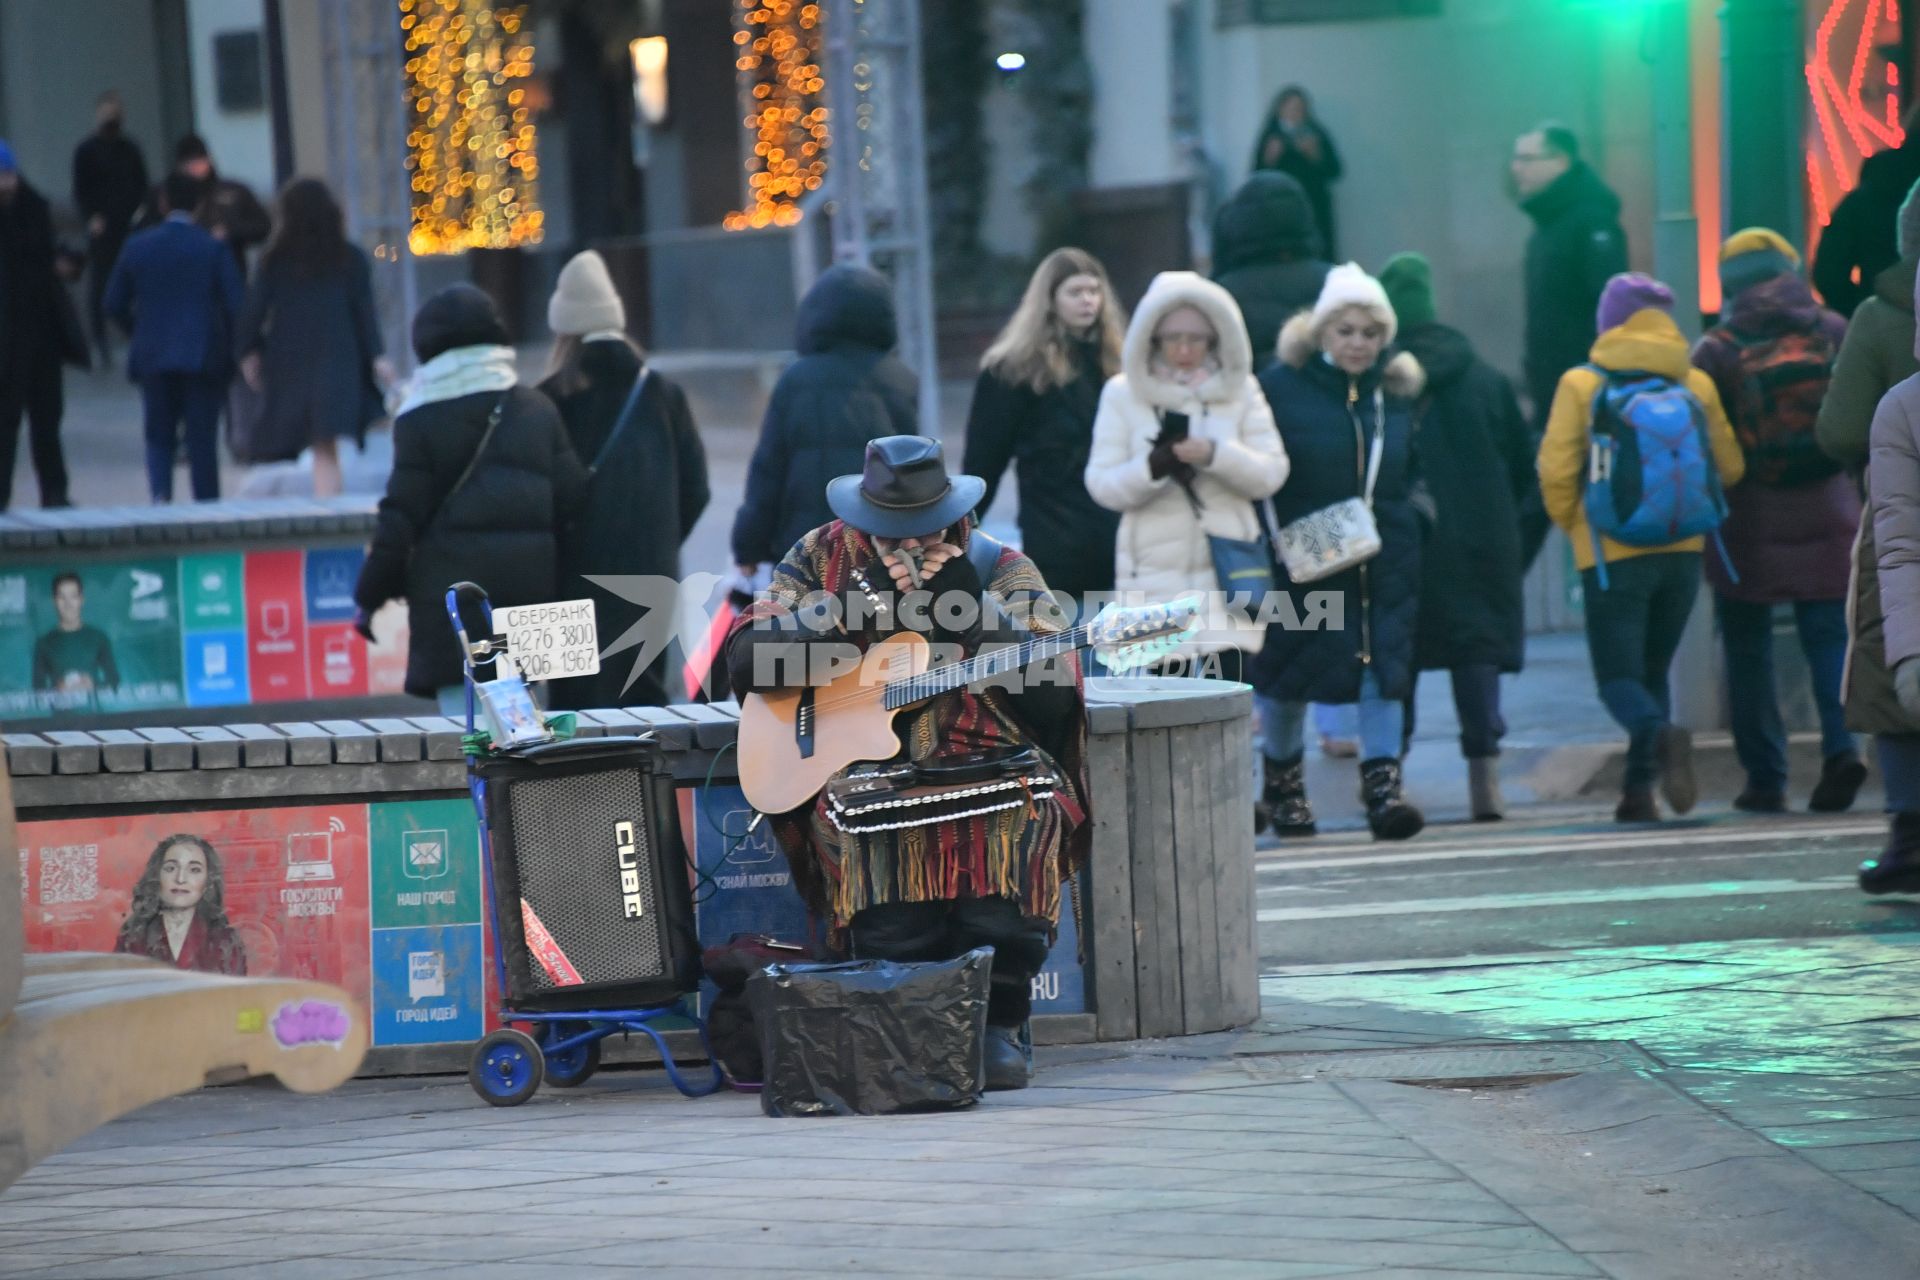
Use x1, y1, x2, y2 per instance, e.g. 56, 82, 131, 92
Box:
725, 0, 829, 231
400, 0, 543, 255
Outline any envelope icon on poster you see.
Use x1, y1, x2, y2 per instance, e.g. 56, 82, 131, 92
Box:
402, 829, 450, 881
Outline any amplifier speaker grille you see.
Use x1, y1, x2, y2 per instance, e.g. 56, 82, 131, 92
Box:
502, 765, 666, 996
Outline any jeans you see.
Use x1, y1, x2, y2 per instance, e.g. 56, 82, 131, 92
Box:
1583, 552, 1701, 791
1878, 735, 1920, 813
849, 896, 1051, 1027
1405, 664, 1507, 759
138, 371, 224, 502
1259, 671, 1405, 764
1313, 703, 1357, 742
1717, 596, 1855, 793
0, 359, 68, 509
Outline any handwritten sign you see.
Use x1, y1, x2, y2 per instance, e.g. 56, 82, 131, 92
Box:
499, 599, 600, 680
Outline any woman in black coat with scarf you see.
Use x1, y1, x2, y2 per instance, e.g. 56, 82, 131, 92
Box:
962, 246, 1127, 611
1379, 253, 1531, 820
1255, 264, 1426, 841
353, 285, 588, 709
539, 250, 710, 709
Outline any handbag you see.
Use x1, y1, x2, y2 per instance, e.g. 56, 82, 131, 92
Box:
1276, 388, 1386, 584
1155, 412, 1278, 600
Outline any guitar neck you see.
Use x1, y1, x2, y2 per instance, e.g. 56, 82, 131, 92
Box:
882, 623, 1094, 710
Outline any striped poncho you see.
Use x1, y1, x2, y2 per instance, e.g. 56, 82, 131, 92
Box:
728, 518, 1091, 938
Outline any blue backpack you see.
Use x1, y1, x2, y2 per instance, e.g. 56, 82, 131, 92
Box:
1581, 366, 1732, 589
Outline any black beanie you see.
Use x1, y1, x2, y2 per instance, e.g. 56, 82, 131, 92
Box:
411, 284, 510, 363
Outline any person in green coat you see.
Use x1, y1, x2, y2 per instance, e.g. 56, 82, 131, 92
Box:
1816, 176, 1920, 892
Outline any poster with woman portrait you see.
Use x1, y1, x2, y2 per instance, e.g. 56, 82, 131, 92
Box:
19, 805, 371, 1006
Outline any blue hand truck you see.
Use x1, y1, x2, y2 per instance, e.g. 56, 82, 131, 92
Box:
445, 582, 725, 1107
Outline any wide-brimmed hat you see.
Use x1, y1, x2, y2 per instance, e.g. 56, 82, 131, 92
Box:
826, 436, 986, 538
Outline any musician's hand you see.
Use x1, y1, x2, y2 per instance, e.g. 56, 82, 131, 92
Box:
883, 541, 961, 590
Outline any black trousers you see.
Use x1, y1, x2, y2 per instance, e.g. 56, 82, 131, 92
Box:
87, 231, 127, 358
849, 896, 1051, 1027
0, 358, 69, 509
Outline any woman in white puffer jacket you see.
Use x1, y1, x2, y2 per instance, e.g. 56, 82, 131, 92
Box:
1085, 270, 1289, 677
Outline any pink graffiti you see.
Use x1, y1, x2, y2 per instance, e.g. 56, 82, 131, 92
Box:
271, 999, 352, 1049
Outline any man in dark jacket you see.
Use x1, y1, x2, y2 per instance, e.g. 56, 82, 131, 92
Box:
1511, 123, 1629, 564
731, 264, 916, 573
71, 91, 149, 364
0, 141, 85, 511
1812, 119, 1920, 317
106, 171, 244, 502
1210, 171, 1332, 370
136, 135, 270, 270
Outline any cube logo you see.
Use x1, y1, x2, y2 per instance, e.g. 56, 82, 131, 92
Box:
402, 829, 449, 882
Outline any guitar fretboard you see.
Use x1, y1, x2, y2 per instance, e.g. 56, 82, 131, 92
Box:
882, 623, 1095, 710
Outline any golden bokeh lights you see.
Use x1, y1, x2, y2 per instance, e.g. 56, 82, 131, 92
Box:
401, 0, 543, 255
725, 0, 829, 231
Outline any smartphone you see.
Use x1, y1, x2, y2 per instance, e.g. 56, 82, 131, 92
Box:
1159, 411, 1190, 443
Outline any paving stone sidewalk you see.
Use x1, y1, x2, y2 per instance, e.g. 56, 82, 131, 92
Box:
5, 1013, 1919, 1280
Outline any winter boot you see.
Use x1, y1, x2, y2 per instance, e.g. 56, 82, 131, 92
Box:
1263, 755, 1318, 837
1860, 813, 1920, 895
1733, 787, 1787, 814
1655, 725, 1697, 815
1359, 758, 1424, 841
1615, 787, 1659, 824
1809, 752, 1869, 813
1467, 757, 1505, 822
983, 1022, 1033, 1091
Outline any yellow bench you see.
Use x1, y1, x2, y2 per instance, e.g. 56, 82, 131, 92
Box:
0, 774, 368, 1191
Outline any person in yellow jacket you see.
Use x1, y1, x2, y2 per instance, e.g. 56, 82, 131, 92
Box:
1538, 272, 1746, 824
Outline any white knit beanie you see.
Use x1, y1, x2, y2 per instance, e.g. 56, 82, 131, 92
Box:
1310, 262, 1397, 345
548, 249, 626, 336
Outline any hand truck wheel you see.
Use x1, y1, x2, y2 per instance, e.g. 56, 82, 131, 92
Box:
469, 1028, 544, 1106
540, 1020, 601, 1089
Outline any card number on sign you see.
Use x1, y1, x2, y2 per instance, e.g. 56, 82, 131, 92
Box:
499, 599, 601, 680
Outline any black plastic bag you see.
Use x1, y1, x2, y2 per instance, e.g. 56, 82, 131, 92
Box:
747, 948, 991, 1116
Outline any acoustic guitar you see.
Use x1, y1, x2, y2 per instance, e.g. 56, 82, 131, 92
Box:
737, 598, 1200, 814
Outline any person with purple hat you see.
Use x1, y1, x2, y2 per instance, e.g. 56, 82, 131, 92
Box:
0, 139, 86, 510
1538, 272, 1746, 824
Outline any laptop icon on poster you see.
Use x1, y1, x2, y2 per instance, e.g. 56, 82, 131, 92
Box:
286, 832, 336, 882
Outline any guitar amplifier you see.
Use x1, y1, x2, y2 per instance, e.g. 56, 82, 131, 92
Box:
476, 736, 700, 1012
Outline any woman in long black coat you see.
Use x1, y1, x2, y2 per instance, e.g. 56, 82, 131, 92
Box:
236, 179, 389, 495
1251, 87, 1344, 263
353, 285, 587, 707
539, 250, 710, 709
1379, 253, 1531, 820
1255, 265, 1425, 841
962, 246, 1127, 611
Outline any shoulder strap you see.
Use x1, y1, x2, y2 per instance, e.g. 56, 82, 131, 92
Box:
444, 393, 507, 507
589, 368, 650, 478
1362, 388, 1386, 506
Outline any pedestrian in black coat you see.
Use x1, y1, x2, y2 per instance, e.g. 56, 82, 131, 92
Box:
539, 250, 710, 709
1380, 253, 1531, 819
353, 285, 588, 704
963, 246, 1126, 605
136, 135, 271, 271
71, 92, 148, 364
235, 179, 390, 492
0, 144, 85, 510
1253, 264, 1427, 842
1510, 123, 1628, 565
1813, 119, 1920, 317
1211, 172, 1332, 371
731, 264, 916, 571
1250, 87, 1343, 262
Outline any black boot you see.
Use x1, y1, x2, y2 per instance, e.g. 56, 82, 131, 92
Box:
1809, 752, 1869, 813
1263, 755, 1317, 837
1860, 812, 1920, 895
983, 1022, 1032, 1091
1359, 758, 1424, 841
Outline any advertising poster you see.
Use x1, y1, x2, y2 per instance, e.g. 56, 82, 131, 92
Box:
0, 560, 184, 718
245, 550, 310, 702
366, 798, 492, 1046
18, 805, 371, 1003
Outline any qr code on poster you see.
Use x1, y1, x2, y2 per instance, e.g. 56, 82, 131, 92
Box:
39, 843, 100, 905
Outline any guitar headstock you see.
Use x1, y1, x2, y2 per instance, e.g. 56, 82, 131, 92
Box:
1089, 596, 1202, 672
